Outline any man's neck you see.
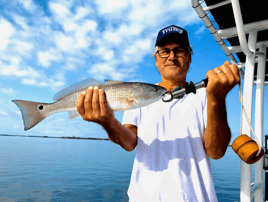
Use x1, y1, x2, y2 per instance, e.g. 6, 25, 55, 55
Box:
158, 79, 186, 92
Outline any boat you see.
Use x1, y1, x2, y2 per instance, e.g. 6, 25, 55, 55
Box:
192, 0, 268, 201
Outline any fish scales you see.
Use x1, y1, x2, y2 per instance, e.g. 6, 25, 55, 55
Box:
43, 90, 85, 115
102, 83, 140, 111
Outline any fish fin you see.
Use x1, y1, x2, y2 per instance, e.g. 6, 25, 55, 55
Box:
53, 78, 102, 100
12, 100, 50, 131
120, 91, 138, 116
120, 110, 125, 116
120, 102, 132, 116
104, 80, 124, 84
120, 106, 129, 116
133, 98, 138, 104
68, 110, 80, 119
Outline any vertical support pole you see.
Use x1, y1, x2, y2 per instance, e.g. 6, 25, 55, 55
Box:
254, 44, 266, 202
265, 135, 268, 202
240, 29, 258, 202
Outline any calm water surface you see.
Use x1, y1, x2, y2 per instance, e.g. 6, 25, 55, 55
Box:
0, 136, 266, 201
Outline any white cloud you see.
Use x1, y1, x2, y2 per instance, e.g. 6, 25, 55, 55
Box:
82, 20, 98, 32
87, 62, 137, 81
95, 0, 129, 14
125, 45, 137, 55
136, 38, 152, 51
0, 87, 15, 96
88, 63, 114, 79
13, 40, 34, 55
54, 81, 65, 88
18, 0, 37, 12
12, 15, 30, 32
0, 65, 29, 77
10, 57, 20, 65
103, 50, 114, 60
22, 78, 47, 86
74, 6, 92, 20
38, 48, 61, 67
21, 78, 64, 89
49, 2, 71, 21
104, 31, 122, 45
63, 21, 77, 32
0, 110, 8, 116
0, 19, 15, 50
0, 59, 41, 78
54, 32, 75, 52
195, 26, 206, 35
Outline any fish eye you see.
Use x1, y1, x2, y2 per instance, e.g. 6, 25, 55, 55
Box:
153, 87, 158, 92
39, 105, 44, 110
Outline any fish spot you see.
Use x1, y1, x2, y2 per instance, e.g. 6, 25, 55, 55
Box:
39, 105, 44, 110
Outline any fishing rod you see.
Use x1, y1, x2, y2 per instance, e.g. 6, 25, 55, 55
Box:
162, 78, 208, 102
162, 64, 245, 102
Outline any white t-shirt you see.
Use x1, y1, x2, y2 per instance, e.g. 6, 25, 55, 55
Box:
121, 88, 217, 202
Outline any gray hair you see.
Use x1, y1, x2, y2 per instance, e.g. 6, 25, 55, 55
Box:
152, 46, 193, 58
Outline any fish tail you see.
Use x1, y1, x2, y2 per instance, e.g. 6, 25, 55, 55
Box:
12, 100, 51, 131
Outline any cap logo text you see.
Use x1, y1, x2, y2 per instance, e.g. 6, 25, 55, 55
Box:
161, 27, 183, 35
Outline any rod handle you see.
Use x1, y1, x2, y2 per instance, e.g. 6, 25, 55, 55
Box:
203, 78, 208, 87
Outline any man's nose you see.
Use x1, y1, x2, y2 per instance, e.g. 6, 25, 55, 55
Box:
168, 50, 176, 60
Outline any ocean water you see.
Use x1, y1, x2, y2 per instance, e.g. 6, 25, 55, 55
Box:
0, 136, 266, 202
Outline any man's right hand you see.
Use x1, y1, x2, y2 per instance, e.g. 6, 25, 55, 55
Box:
76, 85, 137, 151
76, 86, 115, 126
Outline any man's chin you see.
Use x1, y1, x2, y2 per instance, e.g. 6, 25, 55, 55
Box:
164, 66, 181, 72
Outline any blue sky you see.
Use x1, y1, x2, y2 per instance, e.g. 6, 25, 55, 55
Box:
0, 0, 267, 142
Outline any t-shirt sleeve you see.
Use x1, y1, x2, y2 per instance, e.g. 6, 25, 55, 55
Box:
121, 108, 139, 126
203, 90, 207, 129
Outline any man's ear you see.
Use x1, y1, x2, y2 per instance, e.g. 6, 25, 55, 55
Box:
187, 54, 192, 65
155, 57, 159, 68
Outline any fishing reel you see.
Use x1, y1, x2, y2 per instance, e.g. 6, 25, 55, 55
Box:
162, 78, 208, 102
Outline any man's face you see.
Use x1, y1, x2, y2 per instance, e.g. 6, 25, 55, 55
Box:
155, 40, 191, 81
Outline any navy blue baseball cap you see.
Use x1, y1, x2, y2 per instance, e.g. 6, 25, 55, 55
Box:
155, 25, 191, 51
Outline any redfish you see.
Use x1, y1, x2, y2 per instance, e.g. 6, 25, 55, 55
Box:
12, 78, 166, 130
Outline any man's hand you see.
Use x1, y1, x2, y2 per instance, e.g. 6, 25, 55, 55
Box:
76, 86, 115, 126
206, 61, 240, 102
76, 86, 137, 151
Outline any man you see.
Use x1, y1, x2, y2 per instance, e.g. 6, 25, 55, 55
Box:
76, 25, 240, 201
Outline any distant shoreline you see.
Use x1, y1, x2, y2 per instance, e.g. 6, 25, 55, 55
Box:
1, 134, 265, 148
0, 134, 110, 141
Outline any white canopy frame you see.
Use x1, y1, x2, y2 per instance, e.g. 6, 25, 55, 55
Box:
192, 0, 267, 201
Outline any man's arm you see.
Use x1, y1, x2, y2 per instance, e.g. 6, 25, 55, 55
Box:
76, 86, 137, 152
203, 98, 231, 159
203, 61, 240, 159
102, 120, 138, 152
